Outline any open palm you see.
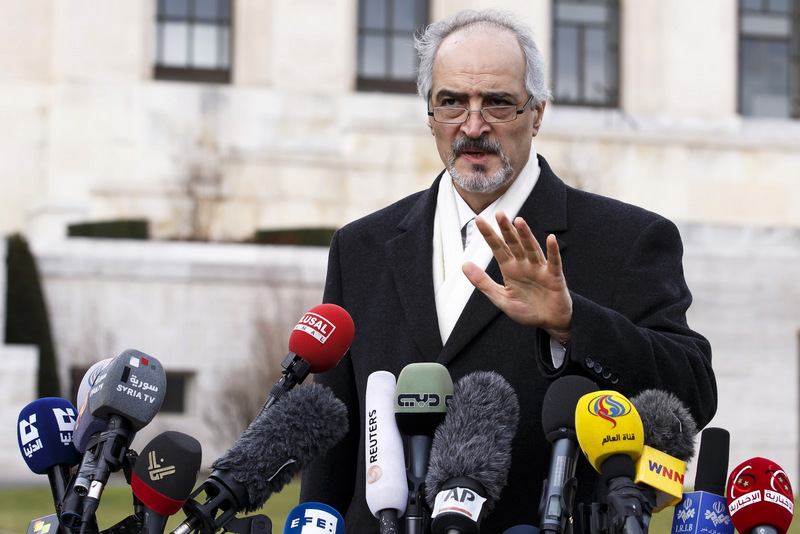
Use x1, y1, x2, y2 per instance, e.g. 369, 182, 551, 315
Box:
462, 211, 573, 343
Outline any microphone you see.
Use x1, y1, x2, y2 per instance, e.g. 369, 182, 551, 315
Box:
263, 304, 354, 410
629, 390, 698, 512
17, 398, 81, 512
63, 349, 167, 532
73, 359, 120, 454
171, 383, 348, 534
425, 371, 520, 534
630, 390, 697, 463
695, 428, 730, 496
575, 390, 647, 534
726, 456, 794, 534
394, 362, 453, 534
365, 371, 407, 533
87, 349, 166, 429
131, 431, 203, 534
539, 375, 599, 534
283, 502, 344, 534
671, 428, 732, 534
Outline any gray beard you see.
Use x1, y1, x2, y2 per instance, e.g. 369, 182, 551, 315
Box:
447, 154, 514, 194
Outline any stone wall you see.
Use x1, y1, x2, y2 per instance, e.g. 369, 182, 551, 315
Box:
1, 1, 799, 243
681, 223, 800, 482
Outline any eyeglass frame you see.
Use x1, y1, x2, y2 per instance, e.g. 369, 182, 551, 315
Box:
427, 93, 535, 124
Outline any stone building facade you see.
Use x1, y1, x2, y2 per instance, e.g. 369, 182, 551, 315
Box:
1, 0, 798, 493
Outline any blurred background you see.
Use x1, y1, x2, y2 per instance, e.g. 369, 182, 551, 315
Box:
1, 0, 798, 527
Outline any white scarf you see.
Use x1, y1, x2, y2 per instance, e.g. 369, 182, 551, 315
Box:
432, 152, 540, 344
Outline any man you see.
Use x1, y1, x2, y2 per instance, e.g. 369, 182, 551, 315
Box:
300, 9, 717, 533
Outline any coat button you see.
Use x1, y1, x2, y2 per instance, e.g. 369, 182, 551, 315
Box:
610, 374, 619, 385
585, 356, 594, 367
593, 362, 603, 374
602, 368, 612, 380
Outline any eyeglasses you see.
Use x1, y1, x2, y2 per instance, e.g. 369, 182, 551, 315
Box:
428, 94, 534, 124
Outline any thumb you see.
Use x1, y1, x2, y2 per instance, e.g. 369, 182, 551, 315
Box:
463, 261, 498, 295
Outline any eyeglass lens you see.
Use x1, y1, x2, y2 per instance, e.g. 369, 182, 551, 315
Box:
433, 106, 518, 123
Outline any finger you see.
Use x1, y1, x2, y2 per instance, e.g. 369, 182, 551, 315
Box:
463, 261, 503, 298
474, 216, 513, 260
495, 212, 526, 259
545, 234, 563, 274
513, 217, 546, 265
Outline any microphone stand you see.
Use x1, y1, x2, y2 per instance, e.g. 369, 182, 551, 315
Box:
405, 436, 432, 534
578, 492, 649, 534
226, 515, 273, 534
260, 353, 311, 412
377, 509, 400, 534
578, 503, 608, 534
48, 464, 74, 534
605, 476, 650, 534
47, 465, 71, 511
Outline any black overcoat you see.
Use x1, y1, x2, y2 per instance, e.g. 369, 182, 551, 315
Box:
300, 155, 717, 533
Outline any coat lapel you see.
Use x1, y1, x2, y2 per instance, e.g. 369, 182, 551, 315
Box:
385, 177, 445, 362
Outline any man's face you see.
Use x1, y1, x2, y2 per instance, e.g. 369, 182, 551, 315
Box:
429, 26, 544, 200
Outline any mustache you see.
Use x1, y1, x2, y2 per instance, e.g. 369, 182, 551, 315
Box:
451, 136, 502, 157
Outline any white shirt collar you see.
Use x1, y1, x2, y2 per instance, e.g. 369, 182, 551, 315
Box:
454, 190, 499, 228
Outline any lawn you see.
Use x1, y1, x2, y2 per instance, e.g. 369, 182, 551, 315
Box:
2, 483, 799, 533
0, 480, 301, 534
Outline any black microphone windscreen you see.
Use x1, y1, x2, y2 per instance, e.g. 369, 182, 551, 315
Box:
693, 427, 729, 495
629, 389, 697, 462
541, 375, 598, 442
210, 383, 348, 512
132, 431, 202, 515
425, 371, 520, 512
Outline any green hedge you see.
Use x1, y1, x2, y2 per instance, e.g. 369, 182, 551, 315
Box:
66, 221, 338, 246
5, 234, 60, 397
253, 228, 336, 247
68, 219, 149, 240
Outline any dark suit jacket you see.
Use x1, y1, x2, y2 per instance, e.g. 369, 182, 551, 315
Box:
300, 155, 717, 532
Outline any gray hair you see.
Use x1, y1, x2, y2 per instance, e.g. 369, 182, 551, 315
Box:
414, 9, 551, 105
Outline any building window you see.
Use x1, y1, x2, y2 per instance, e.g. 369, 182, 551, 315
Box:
738, 0, 799, 118
552, 0, 620, 107
356, 0, 428, 93
161, 372, 191, 414
154, 0, 232, 84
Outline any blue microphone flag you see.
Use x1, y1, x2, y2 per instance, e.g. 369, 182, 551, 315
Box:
17, 397, 80, 474
671, 492, 733, 534
283, 502, 344, 534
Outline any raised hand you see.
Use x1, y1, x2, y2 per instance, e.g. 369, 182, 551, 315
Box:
462, 211, 573, 343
